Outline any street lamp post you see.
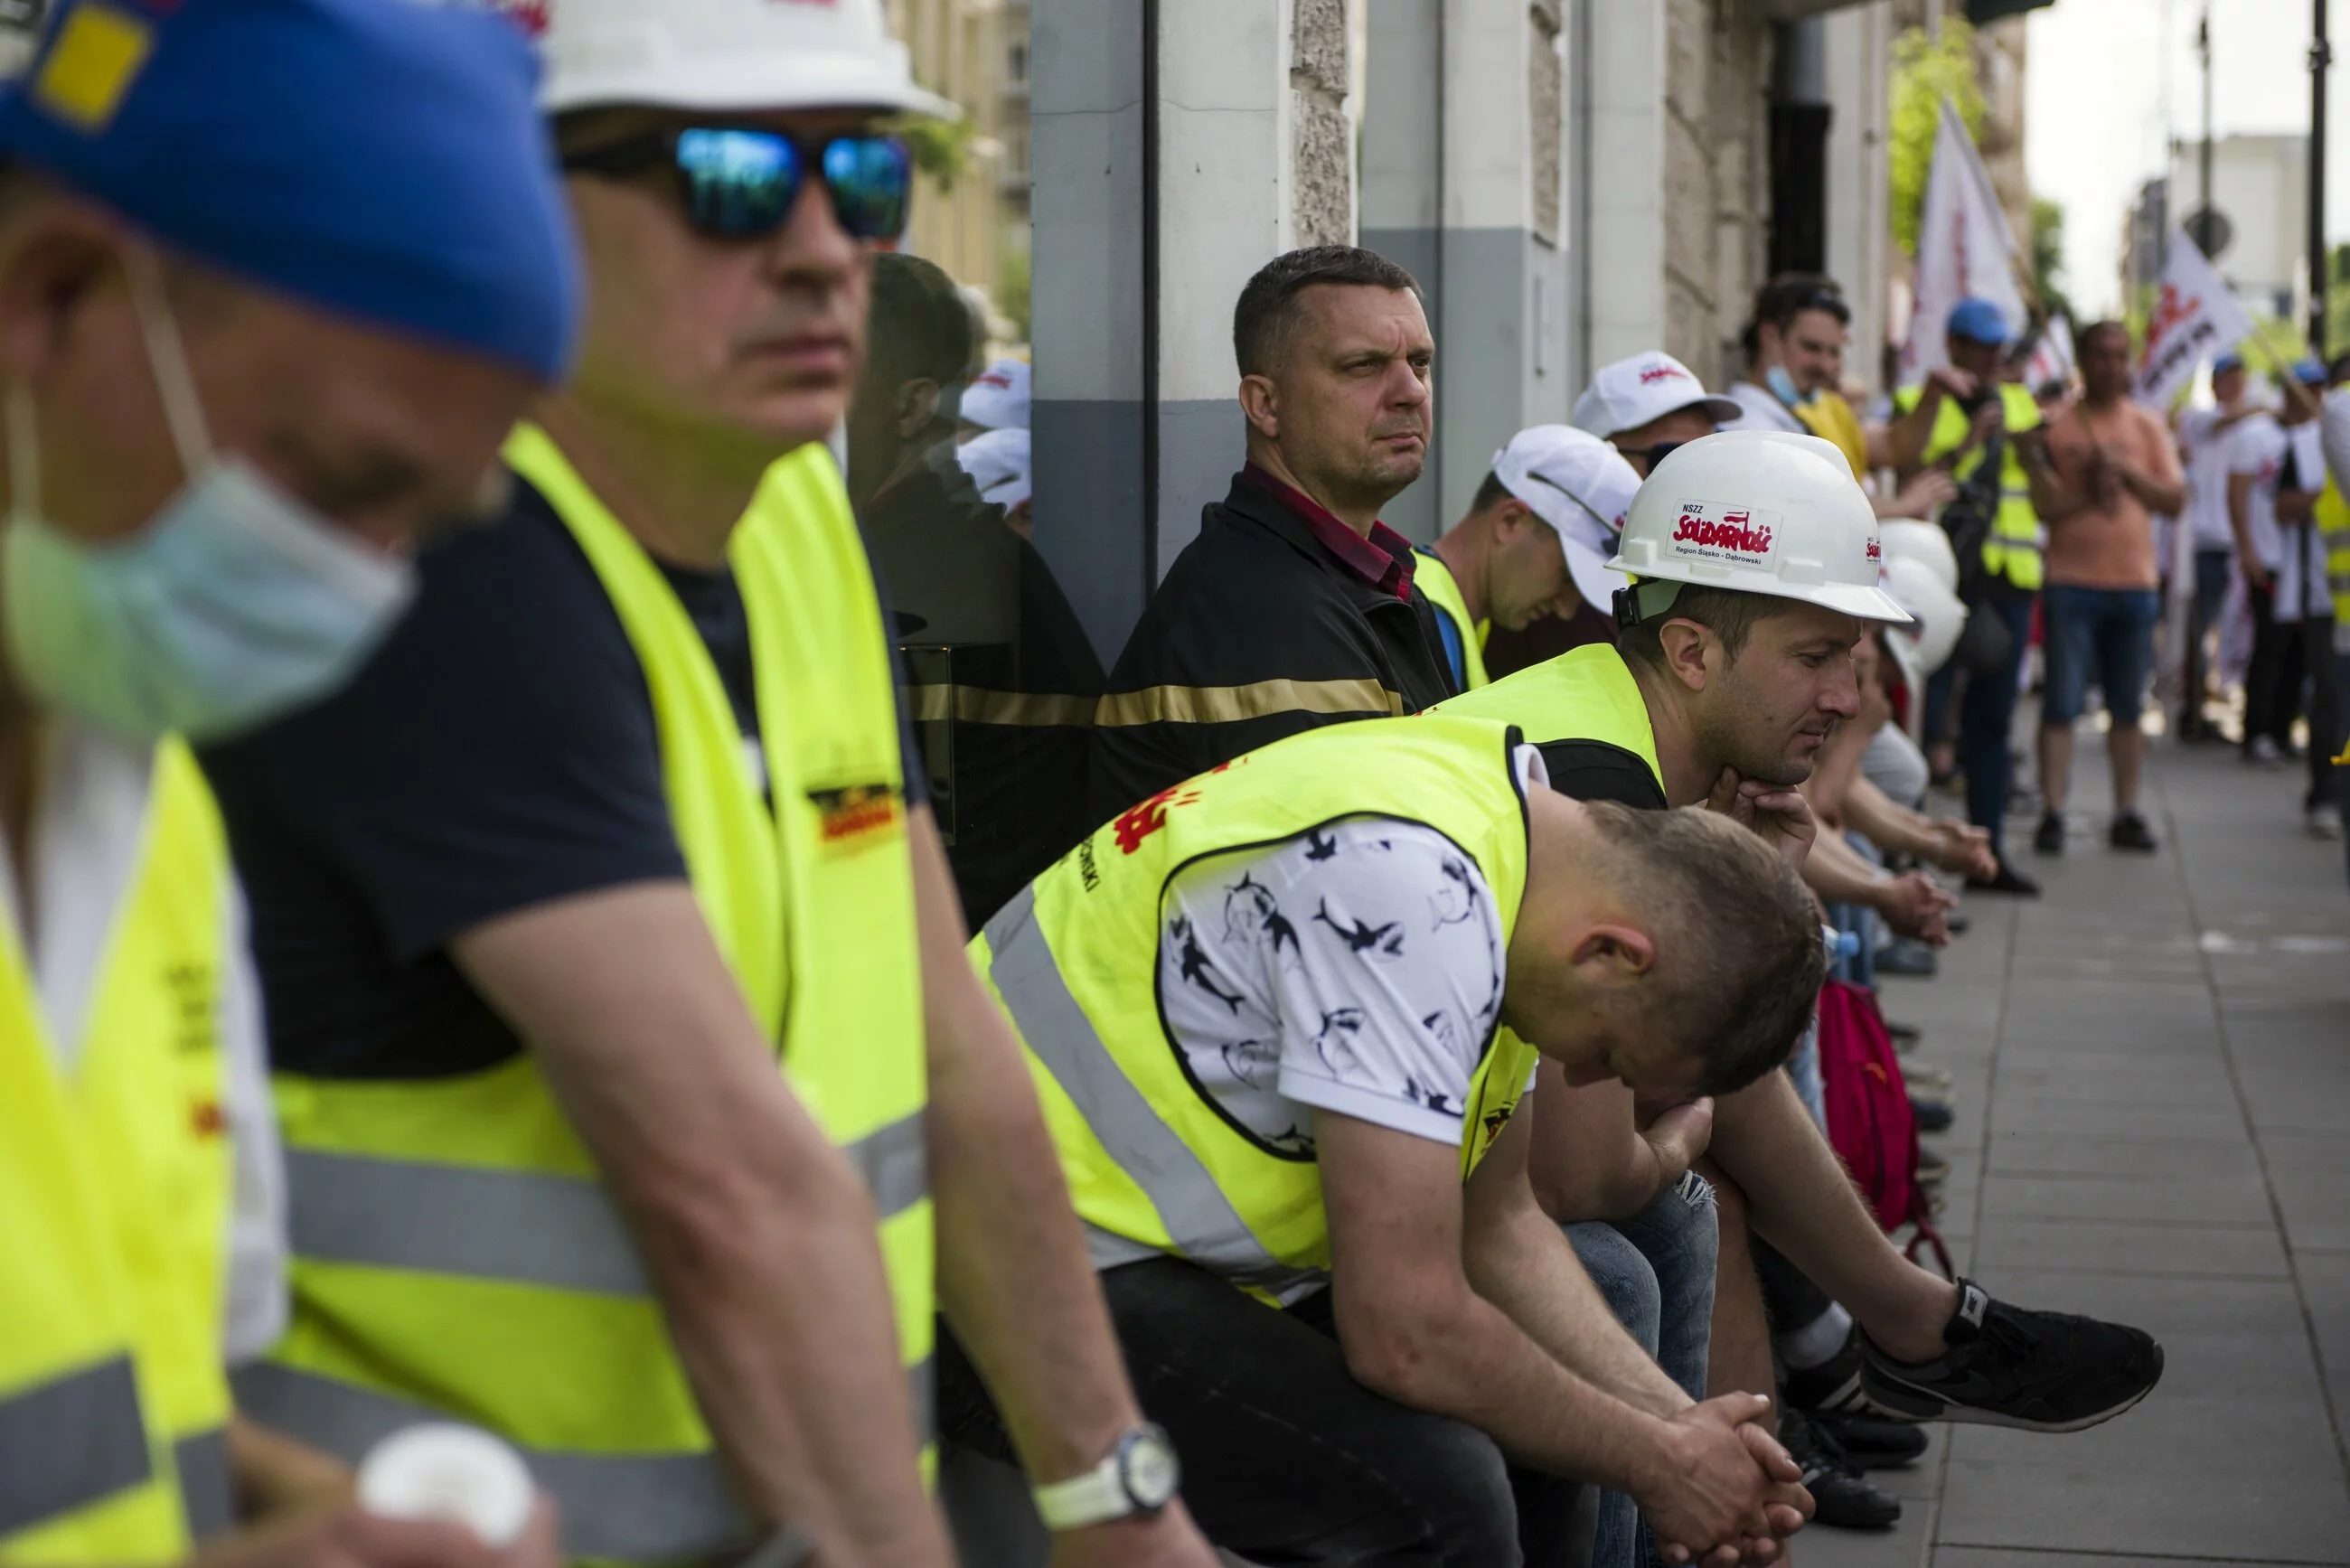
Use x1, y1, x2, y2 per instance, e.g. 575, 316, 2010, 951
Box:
2314, 0, 2333, 357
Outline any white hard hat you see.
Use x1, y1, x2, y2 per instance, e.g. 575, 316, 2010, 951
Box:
492, 0, 957, 118
1570, 351, 1742, 441
1607, 430, 1912, 625
1879, 518, 1960, 595
961, 359, 1030, 432
956, 427, 1030, 511
1490, 425, 1641, 612
1883, 555, 1967, 677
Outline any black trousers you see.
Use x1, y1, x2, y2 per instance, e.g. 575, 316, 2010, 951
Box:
937, 1255, 1590, 1567
2243, 579, 2306, 756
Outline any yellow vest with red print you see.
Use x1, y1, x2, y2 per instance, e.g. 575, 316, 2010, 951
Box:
971, 716, 1538, 1305
0, 738, 233, 1565
250, 431, 932, 1567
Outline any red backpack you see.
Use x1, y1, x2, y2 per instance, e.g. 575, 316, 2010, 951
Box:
1817, 978, 1952, 1276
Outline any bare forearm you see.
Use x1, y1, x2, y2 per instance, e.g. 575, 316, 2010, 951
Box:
1840, 778, 1932, 859
1799, 831, 1885, 906
2119, 466, 2186, 514
1463, 1193, 1691, 1419
1346, 1282, 1673, 1488
642, 1165, 942, 1563
228, 1416, 351, 1520
1528, 1071, 1661, 1224
458, 889, 949, 1568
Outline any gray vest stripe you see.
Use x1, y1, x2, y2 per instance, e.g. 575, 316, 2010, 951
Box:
982, 887, 1321, 1299
173, 1426, 234, 1542
842, 1109, 928, 1221
0, 1356, 151, 1538
235, 1357, 937, 1565
285, 1149, 652, 1297
286, 1109, 926, 1294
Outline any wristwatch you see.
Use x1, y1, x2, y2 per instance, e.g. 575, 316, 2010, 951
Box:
1030, 1422, 1180, 1530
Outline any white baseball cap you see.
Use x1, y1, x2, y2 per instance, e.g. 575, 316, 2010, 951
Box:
1570, 352, 1742, 441
960, 359, 1030, 432
491, 0, 957, 118
957, 427, 1031, 511
1490, 426, 1643, 614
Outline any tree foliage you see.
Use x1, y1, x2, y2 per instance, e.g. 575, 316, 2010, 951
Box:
2029, 195, 2073, 323
1889, 21, 1988, 258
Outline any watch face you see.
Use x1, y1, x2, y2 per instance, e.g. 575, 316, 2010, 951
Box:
1118, 1425, 1181, 1510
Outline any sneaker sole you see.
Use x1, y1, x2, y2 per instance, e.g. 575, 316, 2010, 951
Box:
1856, 1344, 2164, 1432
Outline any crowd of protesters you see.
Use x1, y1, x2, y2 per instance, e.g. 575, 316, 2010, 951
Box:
1, 2, 2225, 1567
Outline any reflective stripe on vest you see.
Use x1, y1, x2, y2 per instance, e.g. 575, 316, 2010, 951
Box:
0, 738, 233, 1564
1899, 381, 2045, 591
235, 1358, 938, 1565
0, 1358, 149, 1541
974, 717, 1540, 1301
1411, 548, 1489, 690
265, 433, 935, 1563
283, 1109, 926, 1291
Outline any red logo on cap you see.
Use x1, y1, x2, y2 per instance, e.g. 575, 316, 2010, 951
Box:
488, 0, 550, 37
1866, 537, 1883, 561
1638, 365, 1688, 384
1673, 509, 1773, 556
976, 371, 1015, 390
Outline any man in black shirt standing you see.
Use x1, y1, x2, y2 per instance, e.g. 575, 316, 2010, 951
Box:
1091, 246, 1455, 821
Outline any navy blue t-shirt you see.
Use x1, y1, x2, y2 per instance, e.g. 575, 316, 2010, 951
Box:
200, 477, 926, 1080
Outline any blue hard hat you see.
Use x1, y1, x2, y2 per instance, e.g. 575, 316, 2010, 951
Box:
0, 0, 579, 381
2213, 351, 2245, 375
2293, 357, 2328, 385
1946, 296, 2011, 347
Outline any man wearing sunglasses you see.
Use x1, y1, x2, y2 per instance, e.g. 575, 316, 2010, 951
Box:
1568, 351, 1742, 479
202, 3, 1216, 1566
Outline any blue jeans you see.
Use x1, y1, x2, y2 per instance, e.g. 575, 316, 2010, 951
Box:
2184, 549, 2232, 730
1924, 593, 2036, 855
2042, 585, 2159, 726
1569, 1173, 1720, 1568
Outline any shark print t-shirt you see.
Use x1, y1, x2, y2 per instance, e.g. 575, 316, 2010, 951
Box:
1155, 813, 1513, 1155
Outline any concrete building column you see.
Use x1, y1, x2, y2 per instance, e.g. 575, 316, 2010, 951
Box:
1824, 0, 1894, 392
1362, 0, 1570, 540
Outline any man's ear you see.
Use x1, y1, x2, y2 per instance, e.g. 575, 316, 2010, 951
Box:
0, 202, 121, 388
1570, 921, 1656, 978
894, 378, 943, 440
1654, 617, 1718, 694
1237, 372, 1279, 440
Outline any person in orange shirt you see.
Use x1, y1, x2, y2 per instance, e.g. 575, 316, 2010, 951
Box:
2033, 320, 2187, 856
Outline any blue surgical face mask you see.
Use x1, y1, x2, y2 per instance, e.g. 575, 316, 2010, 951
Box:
3, 245, 414, 742
1766, 363, 1812, 408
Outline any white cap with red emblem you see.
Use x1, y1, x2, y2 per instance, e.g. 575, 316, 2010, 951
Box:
1570, 351, 1742, 440
484, 0, 956, 119
1607, 430, 1912, 625
960, 358, 1030, 432
1490, 425, 1641, 613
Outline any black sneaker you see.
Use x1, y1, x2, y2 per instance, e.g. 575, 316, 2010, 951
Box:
1781, 1327, 1866, 1415
2032, 812, 2065, 856
1777, 1406, 1902, 1530
2110, 811, 2159, 853
1858, 1279, 2164, 1432
1910, 1095, 1954, 1134
1815, 1413, 1929, 1470
1965, 855, 2041, 896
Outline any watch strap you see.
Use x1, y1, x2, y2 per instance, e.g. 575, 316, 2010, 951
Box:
1030, 1454, 1131, 1531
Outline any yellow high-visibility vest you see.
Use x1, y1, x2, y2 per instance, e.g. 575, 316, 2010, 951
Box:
249, 430, 934, 1565
1412, 548, 1490, 690
0, 738, 233, 1564
1430, 643, 1662, 784
972, 716, 1539, 1305
1796, 392, 1871, 482
1895, 380, 2046, 592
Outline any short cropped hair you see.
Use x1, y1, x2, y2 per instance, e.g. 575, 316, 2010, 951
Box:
1233, 245, 1422, 378
1617, 584, 1795, 674
1471, 469, 1514, 514
1582, 800, 1826, 1094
